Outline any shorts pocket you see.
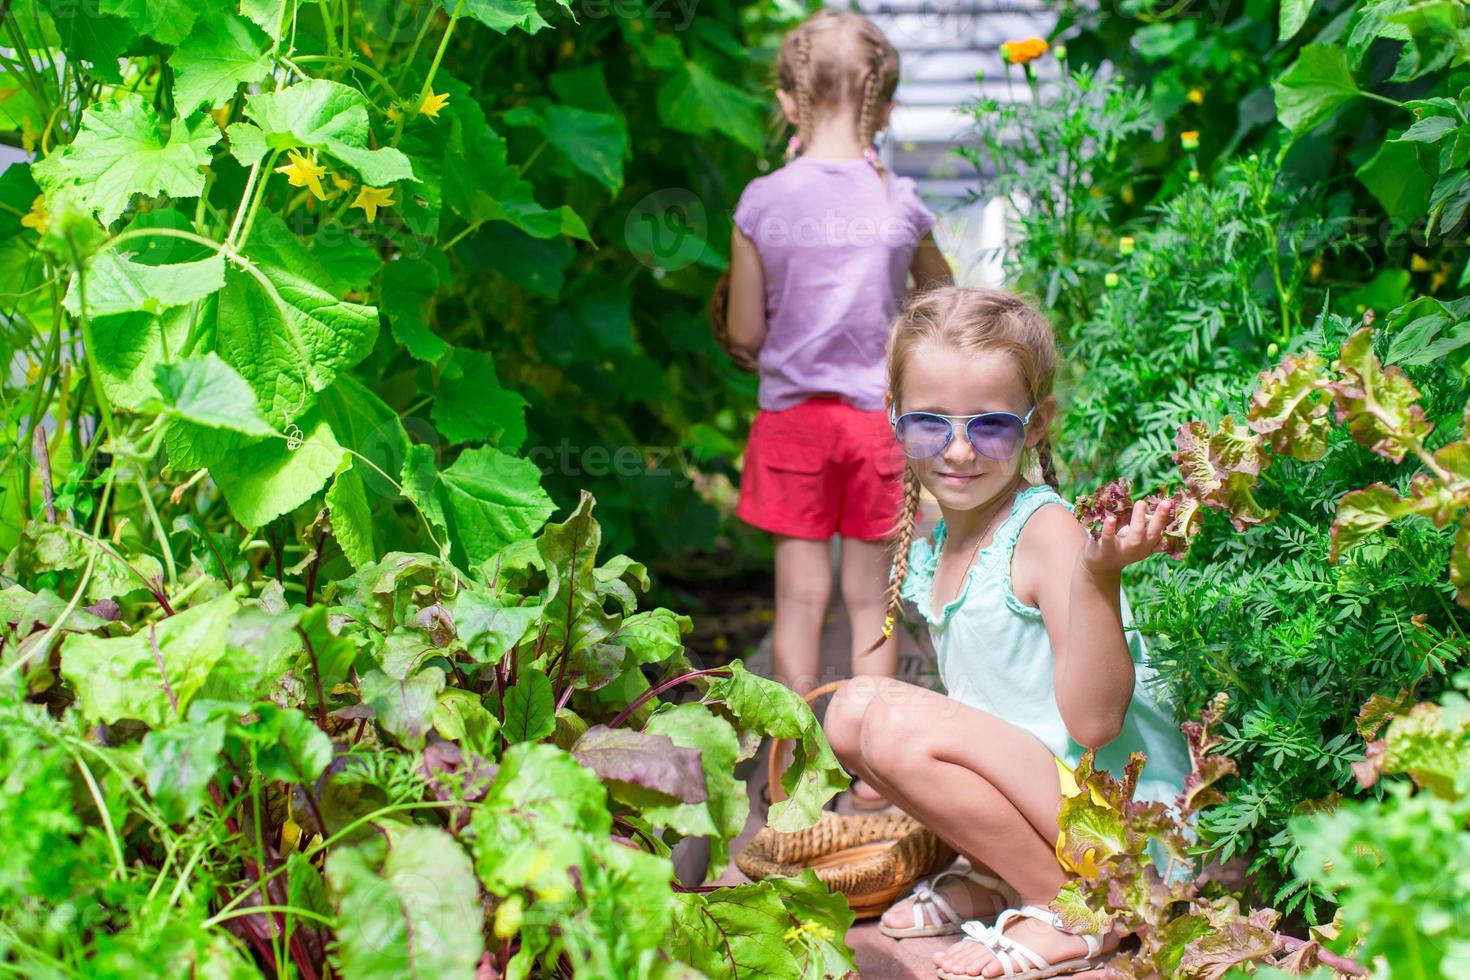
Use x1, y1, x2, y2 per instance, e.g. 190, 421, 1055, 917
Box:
763, 449, 826, 474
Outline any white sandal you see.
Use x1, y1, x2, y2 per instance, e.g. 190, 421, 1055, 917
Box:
936, 904, 1107, 979
877, 869, 1020, 939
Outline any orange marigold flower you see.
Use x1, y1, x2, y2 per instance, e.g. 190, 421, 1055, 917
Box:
1000, 37, 1049, 66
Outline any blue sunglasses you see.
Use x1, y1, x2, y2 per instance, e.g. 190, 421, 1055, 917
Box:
888, 405, 1038, 461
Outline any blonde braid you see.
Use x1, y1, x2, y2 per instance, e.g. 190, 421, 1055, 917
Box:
1038, 435, 1060, 491
794, 31, 813, 155
857, 62, 886, 177
868, 466, 921, 653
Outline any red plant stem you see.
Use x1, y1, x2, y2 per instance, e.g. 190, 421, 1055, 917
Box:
607, 667, 732, 730
34, 427, 56, 523
303, 527, 325, 607
555, 678, 576, 712
150, 624, 179, 716
207, 783, 320, 980
553, 530, 579, 696
297, 626, 329, 729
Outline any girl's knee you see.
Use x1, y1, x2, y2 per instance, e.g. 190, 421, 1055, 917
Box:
856, 689, 930, 771
823, 685, 867, 764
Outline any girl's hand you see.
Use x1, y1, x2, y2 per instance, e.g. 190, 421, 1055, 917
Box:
1079, 497, 1174, 577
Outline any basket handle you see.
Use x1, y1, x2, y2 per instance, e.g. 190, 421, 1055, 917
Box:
709, 270, 758, 373
767, 678, 849, 804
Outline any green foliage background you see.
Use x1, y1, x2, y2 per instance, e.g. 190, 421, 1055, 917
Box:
0, 0, 870, 976
970, 0, 1470, 947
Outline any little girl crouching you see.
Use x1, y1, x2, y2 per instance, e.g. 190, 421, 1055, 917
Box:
824, 287, 1192, 979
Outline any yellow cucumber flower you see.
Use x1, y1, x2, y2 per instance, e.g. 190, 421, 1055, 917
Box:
350, 185, 394, 222
418, 85, 450, 119
275, 149, 328, 201
20, 193, 47, 234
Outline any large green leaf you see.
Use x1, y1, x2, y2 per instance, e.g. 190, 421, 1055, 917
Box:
472, 741, 611, 897
380, 256, 450, 363
402, 445, 555, 567
431, 348, 528, 448
444, 0, 565, 34
327, 825, 483, 980
140, 719, 226, 823
150, 353, 276, 436
1357, 139, 1435, 224
210, 415, 346, 527
703, 661, 848, 831
360, 667, 445, 748
1279, 0, 1317, 40
170, 13, 272, 112
667, 881, 800, 977
315, 374, 411, 502
60, 594, 238, 727
99, 0, 199, 45
513, 104, 627, 195
502, 666, 555, 743
326, 460, 376, 569
655, 61, 765, 152
42, 0, 132, 82
236, 79, 416, 185
62, 248, 224, 318
249, 705, 335, 785
90, 303, 198, 410
216, 212, 380, 424
31, 94, 220, 224
1272, 44, 1361, 136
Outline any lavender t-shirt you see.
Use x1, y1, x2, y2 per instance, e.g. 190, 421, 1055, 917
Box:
733, 156, 936, 412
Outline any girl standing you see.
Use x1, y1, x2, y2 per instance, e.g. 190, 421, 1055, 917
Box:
726, 9, 950, 806
823, 288, 1192, 977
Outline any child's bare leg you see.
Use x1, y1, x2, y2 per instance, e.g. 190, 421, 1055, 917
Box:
838, 537, 898, 804
839, 536, 898, 678
769, 535, 832, 781
826, 678, 1120, 977
772, 535, 833, 696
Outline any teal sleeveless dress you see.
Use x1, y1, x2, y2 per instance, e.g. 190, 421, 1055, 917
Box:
898, 484, 1192, 809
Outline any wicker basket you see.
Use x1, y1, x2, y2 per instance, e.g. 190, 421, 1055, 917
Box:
734, 680, 958, 918
709, 270, 757, 373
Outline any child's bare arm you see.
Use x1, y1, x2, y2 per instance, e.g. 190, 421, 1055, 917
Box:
909, 231, 951, 293
1018, 500, 1173, 748
727, 227, 768, 352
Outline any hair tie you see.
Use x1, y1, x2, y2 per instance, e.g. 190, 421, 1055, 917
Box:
786, 135, 801, 157
882, 614, 895, 638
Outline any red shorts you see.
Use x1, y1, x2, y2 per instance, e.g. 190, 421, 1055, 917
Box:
736, 397, 905, 541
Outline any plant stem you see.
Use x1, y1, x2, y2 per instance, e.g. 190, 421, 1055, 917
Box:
69, 241, 118, 453
136, 470, 178, 589
607, 667, 732, 730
